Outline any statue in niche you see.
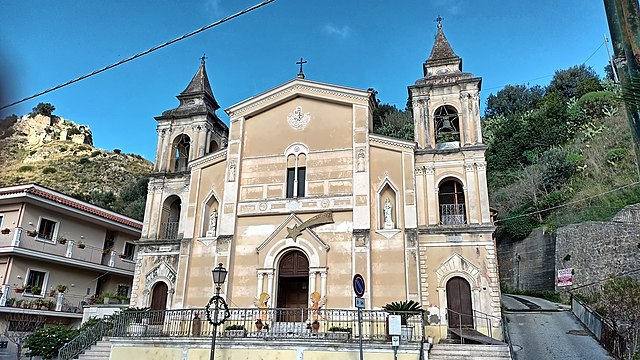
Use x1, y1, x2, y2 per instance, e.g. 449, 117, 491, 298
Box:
228, 160, 236, 182
206, 208, 217, 237
356, 149, 365, 172
384, 197, 394, 229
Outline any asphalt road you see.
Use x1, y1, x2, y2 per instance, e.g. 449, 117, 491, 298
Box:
504, 295, 613, 360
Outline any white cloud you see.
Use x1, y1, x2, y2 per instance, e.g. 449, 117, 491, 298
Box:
323, 24, 351, 39
206, 0, 224, 17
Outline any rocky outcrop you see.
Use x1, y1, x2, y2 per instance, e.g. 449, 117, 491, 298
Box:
13, 114, 93, 146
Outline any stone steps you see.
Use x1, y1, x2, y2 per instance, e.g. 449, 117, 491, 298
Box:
429, 343, 511, 360
77, 340, 112, 360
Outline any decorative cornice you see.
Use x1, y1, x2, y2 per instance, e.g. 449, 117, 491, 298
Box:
417, 224, 495, 235
189, 148, 227, 168
369, 134, 416, 150
226, 79, 372, 118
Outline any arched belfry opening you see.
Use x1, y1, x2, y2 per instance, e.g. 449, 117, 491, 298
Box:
173, 134, 191, 172
438, 179, 466, 225
434, 105, 460, 145
276, 250, 309, 321
160, 195, 181, 239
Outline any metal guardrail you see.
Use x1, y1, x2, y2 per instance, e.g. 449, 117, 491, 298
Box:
445, 308, 501, 343
58, 318, 109, 360
159, 222, 179, 240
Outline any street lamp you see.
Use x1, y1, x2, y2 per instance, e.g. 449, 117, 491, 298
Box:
207, 263, 229, 360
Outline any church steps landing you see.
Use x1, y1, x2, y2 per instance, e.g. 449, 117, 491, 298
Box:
77, 340, 112, 360
429, 344, 511, 360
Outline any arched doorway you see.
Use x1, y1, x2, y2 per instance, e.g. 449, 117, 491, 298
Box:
150, 282, 168, 324
446, 276, 473, 328
277, 250, 309, 322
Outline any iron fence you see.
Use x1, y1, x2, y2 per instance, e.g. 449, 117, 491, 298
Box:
440, 204, 465, 225
159, 222, 180, 240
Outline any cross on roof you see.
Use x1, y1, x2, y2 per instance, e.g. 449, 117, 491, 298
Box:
201, 53, 208, 65
296, 57, 307, 79
435, 15, 444, 27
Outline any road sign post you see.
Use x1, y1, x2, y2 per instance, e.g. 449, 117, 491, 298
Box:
353, 274, 365, 360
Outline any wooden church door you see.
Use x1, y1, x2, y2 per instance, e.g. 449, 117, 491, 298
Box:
446, 276, 474, 328
277, 251, 309, 322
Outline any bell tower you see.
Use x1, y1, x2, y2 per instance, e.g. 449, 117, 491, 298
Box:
153, 58, 229, 173
409, 23, 483, 150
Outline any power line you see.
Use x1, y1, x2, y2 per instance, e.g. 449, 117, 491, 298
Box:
495, 181, 640, 223
0, 0, 276, 110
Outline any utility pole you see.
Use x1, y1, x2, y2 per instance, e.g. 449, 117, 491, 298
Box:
604, 33, 620, 82
603, 0, 640, 172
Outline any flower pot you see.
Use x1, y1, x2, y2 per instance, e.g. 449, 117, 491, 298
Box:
77, 244, 86, 249
255, 322, 264, 331
311, 322, 320, 333
58, 239, 67, 244
1, 229, 10, 235
14, 289, 24, 294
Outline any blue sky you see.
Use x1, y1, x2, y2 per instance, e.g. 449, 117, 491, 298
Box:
1, 1, 611, 161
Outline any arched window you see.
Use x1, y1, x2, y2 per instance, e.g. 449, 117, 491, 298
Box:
434, 105, 460, 144
285, 145, 308, 198
160, 196, 181, 239
208, 139, 219, 154
438, 179, 466, 225
173, 135, 191, 172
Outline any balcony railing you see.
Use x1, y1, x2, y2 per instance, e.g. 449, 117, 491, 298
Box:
103, 307, 423, 342
0, 228, 134, 273
440, 204, 466, 225
159, 222, 180, 240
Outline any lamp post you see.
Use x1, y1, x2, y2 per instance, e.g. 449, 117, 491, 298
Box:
208, 263, 228, 360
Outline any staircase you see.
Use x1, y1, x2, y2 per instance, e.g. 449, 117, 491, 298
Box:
76, 340, 112, 360
429, 344, 511, 360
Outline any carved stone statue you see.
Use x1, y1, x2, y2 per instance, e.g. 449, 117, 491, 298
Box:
384, 198, 394, 229
206, 208, 217, 237
356, 149, 365, 172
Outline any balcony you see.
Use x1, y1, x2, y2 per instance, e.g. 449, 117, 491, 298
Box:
159, 222, 180, 240
103, 307, 424, 343
0, 289, 86, 317
0, 228, 135, 274
440, 204, 466, 225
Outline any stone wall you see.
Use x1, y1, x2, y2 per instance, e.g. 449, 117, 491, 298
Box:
555, 204, 640, 292
496, 227, 556, 291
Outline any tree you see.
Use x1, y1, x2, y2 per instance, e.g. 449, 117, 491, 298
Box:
29, 103, 55, 117
24, 323, 78, 359
372, 103, 414, 141
547, 65, 600, 100
484, 84, 544, 118
3, 313, 45, 360
597, 277, 640, 358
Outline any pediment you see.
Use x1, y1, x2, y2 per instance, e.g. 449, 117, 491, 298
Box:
145, 261, 177, 285
257, 213, 330, 253
435, 253, 480, 286
225, 78, 372, 119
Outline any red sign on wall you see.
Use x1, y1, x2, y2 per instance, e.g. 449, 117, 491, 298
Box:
557, 268, 573, 287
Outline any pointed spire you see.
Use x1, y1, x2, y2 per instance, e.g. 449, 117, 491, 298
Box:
180, 56, 220, 111
423, 22, 462, 77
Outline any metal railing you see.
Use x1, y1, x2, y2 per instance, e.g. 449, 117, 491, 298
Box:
105, 307, 422, 341
159, 222, 180, 240
445, 308, 501, 343
440, 204, 466, 225
58, 316, 111, 360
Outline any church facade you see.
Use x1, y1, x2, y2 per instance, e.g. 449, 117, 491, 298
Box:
131, 24, 502, 341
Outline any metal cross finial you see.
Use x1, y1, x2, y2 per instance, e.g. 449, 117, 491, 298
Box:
296, 57, 307, 79
201, 53, 208, 65
435, 15, 444, 28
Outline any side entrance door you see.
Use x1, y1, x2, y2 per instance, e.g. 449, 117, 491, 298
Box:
446, 276, 474, 328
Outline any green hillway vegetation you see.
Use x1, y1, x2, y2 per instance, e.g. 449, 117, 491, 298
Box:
0, 103, 152, 220
373, 64, 640, 241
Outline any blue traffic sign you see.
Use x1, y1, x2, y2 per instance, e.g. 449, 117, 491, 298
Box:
353, 274, 365, 297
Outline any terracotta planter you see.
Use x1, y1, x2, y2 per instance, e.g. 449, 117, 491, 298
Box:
255, 322, 264, 331
311, 321, 320, 333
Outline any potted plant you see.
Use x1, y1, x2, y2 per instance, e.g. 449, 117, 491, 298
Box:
119, 253, 128, 259
5, 298, 15, 307
122, 307, 151, 335
56, 284, 68, 293
327, 326, 352, 340
102, 248, 112, 255
77, 241, 86, 249
311, 319, 320, 333
382, 300, 423, 342
223, 324, 246, 337
30, 286, 42, 295
14, 285, 25, 294
255, 318, 264, 332
58, 237, 67, 244
27, 230, 37, 237
1, 228, 10, 235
